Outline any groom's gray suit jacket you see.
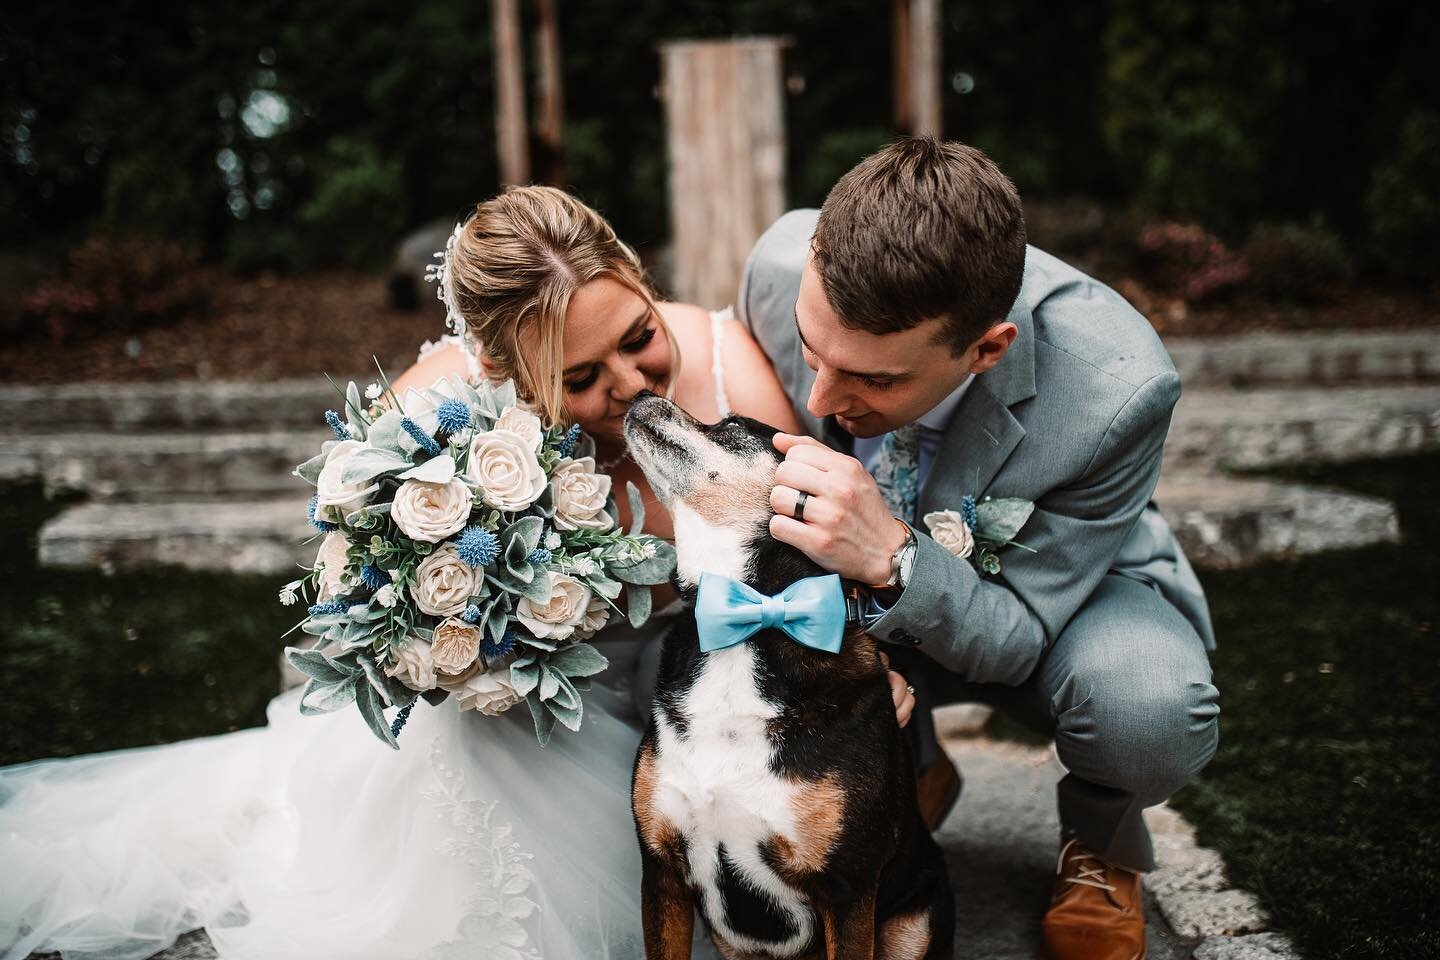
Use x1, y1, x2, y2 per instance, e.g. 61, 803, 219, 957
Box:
737, 210, 1215, 686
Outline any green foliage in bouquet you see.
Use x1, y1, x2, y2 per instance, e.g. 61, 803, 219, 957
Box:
283, 366, 675, 747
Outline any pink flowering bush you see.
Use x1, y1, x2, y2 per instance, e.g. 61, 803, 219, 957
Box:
1137, 221, 1250, 303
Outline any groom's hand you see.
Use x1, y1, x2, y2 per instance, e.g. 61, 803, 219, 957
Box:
769, 433, 908, 586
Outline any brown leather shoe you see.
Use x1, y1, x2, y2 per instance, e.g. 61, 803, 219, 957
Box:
915, 749, 962, 831
1042, 838, 1146, 960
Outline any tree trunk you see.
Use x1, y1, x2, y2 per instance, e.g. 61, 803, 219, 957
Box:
492, 0, 530, 187
659, 38, 788, 311
894, 0, 941, 138
532, 0, 564, 185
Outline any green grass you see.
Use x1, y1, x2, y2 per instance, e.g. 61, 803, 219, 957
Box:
0, 485, 297, 765
1171, 455, 1440, 959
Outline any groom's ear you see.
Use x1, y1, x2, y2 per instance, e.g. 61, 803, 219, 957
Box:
968, 321, 1018, 374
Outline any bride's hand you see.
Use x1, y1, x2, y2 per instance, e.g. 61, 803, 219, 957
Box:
879, 651, 916, 728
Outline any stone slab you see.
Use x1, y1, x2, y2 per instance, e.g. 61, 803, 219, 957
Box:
1192, 932, 1301, 960
1166, 328, 1440, 389
1167, 384, 1440, 471
0, 430, 325, 499
1155, 473, 1401, 568
37, 498, 316, 574
1158, 889, 1269, 940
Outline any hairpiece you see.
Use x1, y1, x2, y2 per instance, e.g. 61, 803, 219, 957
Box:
425, 221, 468, 339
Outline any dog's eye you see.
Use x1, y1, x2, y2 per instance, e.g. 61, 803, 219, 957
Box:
707, 471, 719, 481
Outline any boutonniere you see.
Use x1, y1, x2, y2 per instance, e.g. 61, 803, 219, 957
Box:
922, 494, 1037, 576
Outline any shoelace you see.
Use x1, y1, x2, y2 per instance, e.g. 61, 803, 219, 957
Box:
1057, 837, 1117, 892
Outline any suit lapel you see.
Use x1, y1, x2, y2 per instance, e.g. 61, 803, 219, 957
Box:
918, 279, 1038, 515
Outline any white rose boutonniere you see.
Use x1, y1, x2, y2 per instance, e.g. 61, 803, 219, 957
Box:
515, 573, 592, 641
921, 510, 975, 560
926, 494, 1037, 576
550, 456, 615, 532
392, 477, 473, 543
467, 428, 547, 512
410, 543, 483, 617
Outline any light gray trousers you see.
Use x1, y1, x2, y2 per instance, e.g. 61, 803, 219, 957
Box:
917, 572, 1220, 871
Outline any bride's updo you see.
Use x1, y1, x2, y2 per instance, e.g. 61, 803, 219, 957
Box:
444, 185, 680, 426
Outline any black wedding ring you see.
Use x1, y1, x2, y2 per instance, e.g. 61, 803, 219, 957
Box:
793, 490, 809, 522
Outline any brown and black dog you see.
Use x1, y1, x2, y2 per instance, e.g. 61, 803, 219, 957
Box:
623, 393, 954, 960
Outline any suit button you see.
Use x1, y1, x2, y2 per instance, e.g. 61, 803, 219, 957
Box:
908, 635, 922, 646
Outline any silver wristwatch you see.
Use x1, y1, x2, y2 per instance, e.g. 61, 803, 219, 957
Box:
873, 522, 918, 590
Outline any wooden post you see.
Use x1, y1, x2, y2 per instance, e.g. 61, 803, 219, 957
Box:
532, 0, 565, 185
660, 38, 788, 311
894, 0, 941, 137
491, 0, 530, 186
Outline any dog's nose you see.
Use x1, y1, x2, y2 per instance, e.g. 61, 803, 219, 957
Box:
633, 389, 657, 401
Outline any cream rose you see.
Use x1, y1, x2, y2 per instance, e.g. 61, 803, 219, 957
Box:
515, 573, 592, 641
494, 404, 544, 452
549, 457, 615, 532
573, 591, 612, 640
385, 638, 438, 691
467, 428, 547, 511
922, 510, 975, 560
410, 543, 483, 617
448, 666, 523, 716
392, 478, 473, 543
315, 440, 377, 522
314, 531, 352, 600
431, 617, 482, 675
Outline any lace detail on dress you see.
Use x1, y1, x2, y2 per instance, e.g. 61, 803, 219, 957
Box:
421, 737, 543, 960
417, 334, 485, 381
709, 307, 733, 417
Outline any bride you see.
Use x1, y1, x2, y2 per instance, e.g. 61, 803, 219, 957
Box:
1, 186, 914, 960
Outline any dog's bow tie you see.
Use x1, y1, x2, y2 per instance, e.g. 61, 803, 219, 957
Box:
695, 572, 846, 654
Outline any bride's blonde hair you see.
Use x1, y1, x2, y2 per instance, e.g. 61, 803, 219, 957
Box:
445, 185, 680, 426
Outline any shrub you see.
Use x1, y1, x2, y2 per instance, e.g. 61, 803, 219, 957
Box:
1241, 222, 1353, 303
19, 235, 209, 345
1365, 109, 1440, 283
1136, 220, 1249, 303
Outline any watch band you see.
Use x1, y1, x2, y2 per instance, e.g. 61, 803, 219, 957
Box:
869, 519, 917, 590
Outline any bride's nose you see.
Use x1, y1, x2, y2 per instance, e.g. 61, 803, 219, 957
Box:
610, 362, 648, 402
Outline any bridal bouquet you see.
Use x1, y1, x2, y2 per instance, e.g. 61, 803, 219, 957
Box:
281, 370, 675, 747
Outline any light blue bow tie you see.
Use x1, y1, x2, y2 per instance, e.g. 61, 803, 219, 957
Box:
695, 572, 845, 655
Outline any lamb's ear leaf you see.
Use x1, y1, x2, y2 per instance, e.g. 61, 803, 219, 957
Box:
285, 648, 352, 684
341, 449, 411, 485
975, 498, 1034, 543
398, 454, 456, 483
365, 410, 408, 455
511, 657, 542, 698
345, 381, 368, 438
518, 568, 553, 603
546, 693, 583, 732
526, 691, 556, 746
493, 380, 518, 411
538, 665, 560, 701
354, 680, 400, 749
358, 654, 416, 708
626, 584, 653, 629
626, 481, 646, 536
294, 447, 332, 485
299, 675, 358, 716
501, 515, 545, 554
586, 573, 623, 600
609, 542, 677, 585
547, 642, 608, 679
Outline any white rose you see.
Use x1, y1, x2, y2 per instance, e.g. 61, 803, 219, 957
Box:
385, 638, 437, 691
515, 573, 592, 640
410, 543, 483, 617
431, 617, 482, 675
314, 531, 352, 600
467, 428, 547, 511
573, 591, 611, 640
549, 457, 615, 532
315, 440, 377, 522
922, 510, 975, 560
392, 478, 473, 543
448, 666, 523, 716
494, 404, 544, 452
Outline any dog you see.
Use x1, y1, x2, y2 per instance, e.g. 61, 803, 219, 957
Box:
623, 392, 954, 960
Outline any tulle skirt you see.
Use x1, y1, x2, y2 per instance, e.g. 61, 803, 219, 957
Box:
0, 644, 705, 960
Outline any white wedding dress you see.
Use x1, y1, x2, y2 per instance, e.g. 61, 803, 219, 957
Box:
0, 314, 737, 960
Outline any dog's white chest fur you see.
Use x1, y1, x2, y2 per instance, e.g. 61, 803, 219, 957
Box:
652, 645, 814, 955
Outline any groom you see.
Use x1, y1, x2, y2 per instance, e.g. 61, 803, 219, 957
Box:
737, 137, 1219, 960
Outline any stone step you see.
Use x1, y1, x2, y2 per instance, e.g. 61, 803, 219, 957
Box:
1167, 384, 1440, 470
1153, 473, 1400, 569
37, 497, 317, 574
0, 430, 328, 498
1165, 327, 1440, 388
0, 378, 364, 433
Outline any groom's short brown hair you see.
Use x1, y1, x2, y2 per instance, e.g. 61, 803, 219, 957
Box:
814, 137, 1026, 355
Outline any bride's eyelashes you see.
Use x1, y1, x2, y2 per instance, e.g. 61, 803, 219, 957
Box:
564, 328, 658, 393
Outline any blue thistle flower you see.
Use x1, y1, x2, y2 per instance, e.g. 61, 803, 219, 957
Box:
324, 410, 351, 441
360, 563, 391, 590
307, 599, 349, 617
526, 547, 552, 566
390, 701, 414, 738
435, 399, 471, 435
556, 423, 582, 458
307, 495, 338, 532
461, 603, 483, 624
481, 627, 518, 661
401, 417, 442, 456
961, 494, 979, 531
455, 525, 501, 567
